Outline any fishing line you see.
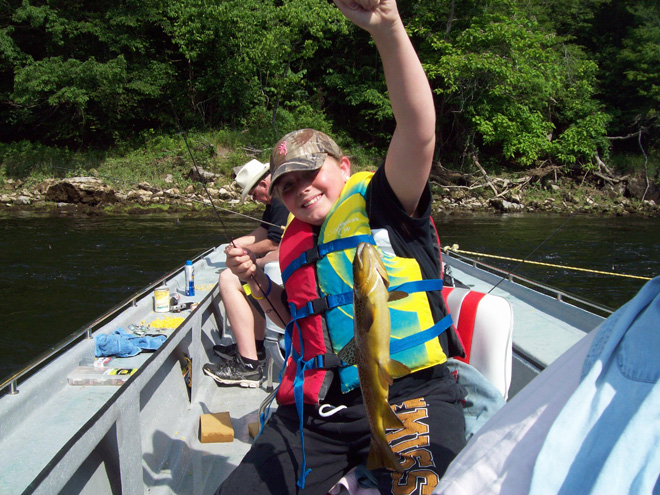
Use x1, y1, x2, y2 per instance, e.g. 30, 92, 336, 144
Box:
169, 100, 237, 238
169, 101, 286, 324
485, 211, 578, 295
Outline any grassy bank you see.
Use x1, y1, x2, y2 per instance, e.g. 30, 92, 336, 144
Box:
0, 127, 382, 191
1, 129, 658, 216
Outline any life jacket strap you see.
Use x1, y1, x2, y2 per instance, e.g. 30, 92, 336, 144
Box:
291, 349, 345, 371
390, 313, 453, 355
291, 321, 312, 488
290, 313, 453, 373
281, 234, 375, 283
289, 292, 353, 321
391, 278, 444, 294
288, 280, 445, 323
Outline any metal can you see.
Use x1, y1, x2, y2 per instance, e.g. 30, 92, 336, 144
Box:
154, 285, 170, 313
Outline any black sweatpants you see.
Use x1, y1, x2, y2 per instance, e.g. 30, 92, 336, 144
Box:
216, 367, 466, 495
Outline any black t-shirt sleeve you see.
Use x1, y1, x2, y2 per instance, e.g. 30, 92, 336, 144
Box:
366, 165, 436, 266
366, 166, 463, 358
262, 198, 289, 244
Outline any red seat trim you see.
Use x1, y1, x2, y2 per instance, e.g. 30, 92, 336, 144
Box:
443, 287, 487, 364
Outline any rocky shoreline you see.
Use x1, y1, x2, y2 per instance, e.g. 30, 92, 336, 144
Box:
1, 165, 659, 217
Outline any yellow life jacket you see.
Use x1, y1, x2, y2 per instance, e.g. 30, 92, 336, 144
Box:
276, 172, 451, 405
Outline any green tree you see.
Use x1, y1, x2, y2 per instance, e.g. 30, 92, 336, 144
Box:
592, 0, 659, 158
2, 0, 176, 145
166, 0, 346, 139
417, 1, 609, 169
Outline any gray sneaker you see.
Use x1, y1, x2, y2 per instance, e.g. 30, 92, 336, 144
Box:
213, 343, 266, 364
203, 356, 263, 388
212, 343, 239, 361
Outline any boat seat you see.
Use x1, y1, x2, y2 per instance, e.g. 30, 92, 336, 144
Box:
443, 286, 514, 400
263, 262, 286, 383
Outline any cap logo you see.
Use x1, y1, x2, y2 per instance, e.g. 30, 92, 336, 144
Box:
278, 141, 287, 155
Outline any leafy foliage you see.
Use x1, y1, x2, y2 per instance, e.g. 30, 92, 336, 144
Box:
419, 3, 609, 168
0, 0, 657, 175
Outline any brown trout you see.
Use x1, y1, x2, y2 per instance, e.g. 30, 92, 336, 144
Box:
349, 242, 411, 472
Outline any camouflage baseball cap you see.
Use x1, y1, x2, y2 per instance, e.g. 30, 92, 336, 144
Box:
269, 129, 343, 194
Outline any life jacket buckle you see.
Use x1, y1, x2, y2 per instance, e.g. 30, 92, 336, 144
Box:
303, 246, 321, 265
311, 296, 330, 314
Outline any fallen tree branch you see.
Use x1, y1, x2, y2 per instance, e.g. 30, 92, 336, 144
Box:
431, 182, 489, 191
472, 153, 499, 196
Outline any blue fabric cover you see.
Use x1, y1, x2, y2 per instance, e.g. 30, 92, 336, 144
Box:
447, 358, 507, 441
530, 276, 660, 495
95, 328, 167, 358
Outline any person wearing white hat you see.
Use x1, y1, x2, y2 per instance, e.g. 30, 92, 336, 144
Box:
235, 159, 270, 203
203, 159, 289, 387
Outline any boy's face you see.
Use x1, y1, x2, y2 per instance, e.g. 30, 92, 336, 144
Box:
275, 156, 350, 226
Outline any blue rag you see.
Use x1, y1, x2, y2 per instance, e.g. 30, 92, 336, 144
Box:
95, 328, 167, 358
447, 358, 507, 441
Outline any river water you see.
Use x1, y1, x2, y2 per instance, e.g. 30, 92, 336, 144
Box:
2, 210, 659, 381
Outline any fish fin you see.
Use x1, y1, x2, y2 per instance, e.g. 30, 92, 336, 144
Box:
388, 290, 408, 302
366, 440, 404, 472
378, 358, 410, 389
375, 258, 389, 285
387, 358, 411, 380
382, 404, 405, 430
337, 338, 357, 366
363, 306, 376, 332
378, 363, 394, 387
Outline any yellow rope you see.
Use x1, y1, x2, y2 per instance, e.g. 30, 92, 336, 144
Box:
443, 244, 652, 281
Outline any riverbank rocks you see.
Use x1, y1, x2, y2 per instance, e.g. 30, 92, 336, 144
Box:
188, 166, 217, 183
627, 176, 660, 203
490, 198, 524, 212
3, 165, 659, 216
45, 177, 117, 206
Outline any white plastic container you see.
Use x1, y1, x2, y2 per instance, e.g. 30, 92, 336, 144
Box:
67, 366, 137, 386
153, 285, 170, 312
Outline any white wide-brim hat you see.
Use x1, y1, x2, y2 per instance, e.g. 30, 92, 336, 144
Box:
235, 159, 269, 202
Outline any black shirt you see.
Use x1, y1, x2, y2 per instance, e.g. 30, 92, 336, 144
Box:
261, 197, 289, 244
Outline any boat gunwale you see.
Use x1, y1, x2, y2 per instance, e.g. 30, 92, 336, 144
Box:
4, 247, 613, 396
18, 277, 220, 495
0, 246, 216, 396
444, 250, 615, 317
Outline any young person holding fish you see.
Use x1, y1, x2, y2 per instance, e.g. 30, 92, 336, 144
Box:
219, 0, 467, 493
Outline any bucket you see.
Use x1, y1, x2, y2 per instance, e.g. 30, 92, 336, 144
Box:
154, 285, 170, 313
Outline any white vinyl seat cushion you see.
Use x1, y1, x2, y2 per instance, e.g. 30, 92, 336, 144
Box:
443, 287, 514, 400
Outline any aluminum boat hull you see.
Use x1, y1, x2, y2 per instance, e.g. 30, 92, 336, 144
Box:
0, 245, 606, 495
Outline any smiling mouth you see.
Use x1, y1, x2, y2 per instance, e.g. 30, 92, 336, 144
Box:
302, 195, 322, 208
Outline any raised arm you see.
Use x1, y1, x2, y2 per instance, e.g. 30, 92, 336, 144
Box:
333, 0, 435, 216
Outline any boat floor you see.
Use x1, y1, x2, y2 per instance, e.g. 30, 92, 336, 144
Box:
174, 384, 273, 494
0, 247, 604, 495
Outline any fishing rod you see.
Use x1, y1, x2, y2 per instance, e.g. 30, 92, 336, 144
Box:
170, 101, 247, 236
169, 101, 286, 323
